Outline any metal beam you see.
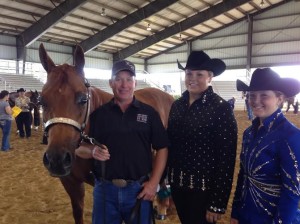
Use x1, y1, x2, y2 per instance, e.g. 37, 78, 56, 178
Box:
113, 0, 252, 61
79, 0, 179, 53
246, 14, 253, 74
16, 0, 87, 48
147, 0, 293, 60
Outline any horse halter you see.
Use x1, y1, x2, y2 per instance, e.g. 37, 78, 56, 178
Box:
43, 79, 91, 140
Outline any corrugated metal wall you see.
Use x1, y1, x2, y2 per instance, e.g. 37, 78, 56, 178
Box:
85, 50, 112, 70
0, 35, 17, 59
252, 2, 300, 67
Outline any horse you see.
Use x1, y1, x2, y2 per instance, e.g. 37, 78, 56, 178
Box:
39, 43, 174, 224
285, 96, 298, 114
9, 90, 41, 128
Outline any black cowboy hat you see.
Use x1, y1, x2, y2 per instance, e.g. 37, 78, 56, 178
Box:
236, 68, 300, 98
177, 51, 226, 76
17, 88, 26, 93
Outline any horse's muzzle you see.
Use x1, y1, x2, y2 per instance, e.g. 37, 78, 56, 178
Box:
43, 151, 73, 177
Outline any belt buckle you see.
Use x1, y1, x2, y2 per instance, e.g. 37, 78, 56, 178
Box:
112, 179, 127, 187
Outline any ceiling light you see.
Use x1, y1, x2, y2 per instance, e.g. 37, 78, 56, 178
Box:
146, 23, 152, 31
101, 8, 106, 16
179, 33, 183, 41
259, 0, 265, 7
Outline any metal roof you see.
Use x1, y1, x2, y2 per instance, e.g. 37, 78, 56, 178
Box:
0, 0, 291, 60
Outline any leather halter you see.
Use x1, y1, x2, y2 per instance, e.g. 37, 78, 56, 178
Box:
44, 79, 91, 138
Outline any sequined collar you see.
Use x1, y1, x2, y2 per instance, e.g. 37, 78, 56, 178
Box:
252, 108, 283, 133
182, 86, 214, 104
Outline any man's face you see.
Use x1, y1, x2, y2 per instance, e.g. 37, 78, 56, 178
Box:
109, 71, 136, 103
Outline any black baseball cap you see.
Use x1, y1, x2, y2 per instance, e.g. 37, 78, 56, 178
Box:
112, 60, 136, 77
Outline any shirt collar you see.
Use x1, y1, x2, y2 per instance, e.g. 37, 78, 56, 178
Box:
108, 96, 140, 109
182, 86, 214, 103
252, 108, 283, 131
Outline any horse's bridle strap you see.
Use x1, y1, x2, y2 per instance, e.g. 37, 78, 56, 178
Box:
44, 117, 82, 132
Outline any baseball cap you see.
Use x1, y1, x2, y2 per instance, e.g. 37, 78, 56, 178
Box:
112, 60, 136, 77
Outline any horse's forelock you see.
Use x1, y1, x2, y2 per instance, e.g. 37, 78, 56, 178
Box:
44, 64, 86, 96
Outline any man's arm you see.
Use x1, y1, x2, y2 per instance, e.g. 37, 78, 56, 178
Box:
138, 147, 168, 201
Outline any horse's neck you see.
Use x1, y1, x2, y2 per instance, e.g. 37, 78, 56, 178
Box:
89, 87, 113, 113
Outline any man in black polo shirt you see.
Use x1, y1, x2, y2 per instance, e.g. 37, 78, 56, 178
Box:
76, 60, 168, 224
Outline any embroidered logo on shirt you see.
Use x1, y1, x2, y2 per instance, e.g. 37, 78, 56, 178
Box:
137, 114, 148, 123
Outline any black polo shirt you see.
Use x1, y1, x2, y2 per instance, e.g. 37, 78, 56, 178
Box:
90, 97, 168, 181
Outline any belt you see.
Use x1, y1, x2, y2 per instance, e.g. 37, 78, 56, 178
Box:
102, 175, 149, 188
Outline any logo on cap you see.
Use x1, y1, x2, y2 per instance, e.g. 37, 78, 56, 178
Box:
112, 60, 136, 77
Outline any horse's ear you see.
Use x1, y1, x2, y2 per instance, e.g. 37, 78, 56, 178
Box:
39, 43, 56, 73
74, 45, 85, 77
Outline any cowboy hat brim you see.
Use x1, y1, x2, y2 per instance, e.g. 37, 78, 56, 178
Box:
17, 88, 26, 93
177, 51, 226, 76
236, 79, 249, 92
177, 59, 226, 76
236, 69, 300, 98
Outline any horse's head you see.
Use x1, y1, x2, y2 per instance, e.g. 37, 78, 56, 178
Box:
8, 92, 18, 107
39, 43, 90, 177
29, 90, 41, 106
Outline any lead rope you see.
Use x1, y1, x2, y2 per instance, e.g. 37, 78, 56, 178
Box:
128, 199, 155, 224
80, 134, 106, 224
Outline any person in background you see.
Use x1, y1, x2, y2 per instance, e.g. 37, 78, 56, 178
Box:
228, 96, 236, 110
0, 90, 13, 151
167, 51, 238, 224
231, 68, 300, 224
15, 88, 31, 139
242, 90, 254, 120
75, 60, 169, 224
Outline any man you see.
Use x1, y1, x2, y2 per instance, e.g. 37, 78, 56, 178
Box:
76, 60, 168, 224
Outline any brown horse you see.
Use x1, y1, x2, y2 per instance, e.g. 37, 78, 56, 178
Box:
39, 43, 174, 224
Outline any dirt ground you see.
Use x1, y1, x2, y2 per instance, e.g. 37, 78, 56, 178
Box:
0, 110, 299, 224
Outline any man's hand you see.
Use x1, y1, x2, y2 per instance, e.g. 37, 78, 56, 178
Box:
137, 180, 157, 201
92, 144, 110, 161
206, 210, 222, 223
230, 218, 239, 224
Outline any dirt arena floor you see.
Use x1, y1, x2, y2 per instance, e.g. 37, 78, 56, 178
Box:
0, 110, 299, 224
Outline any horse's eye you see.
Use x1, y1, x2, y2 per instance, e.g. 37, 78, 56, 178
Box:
76, 92, 88, 105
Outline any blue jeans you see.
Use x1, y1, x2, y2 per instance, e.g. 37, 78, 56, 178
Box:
0, 119, 12, 151
93, 179, 152, 224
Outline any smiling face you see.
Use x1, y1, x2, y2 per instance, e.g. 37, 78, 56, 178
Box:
185, 69, 212, 97
249, 90, 284, 121
109, 70, 136, 105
